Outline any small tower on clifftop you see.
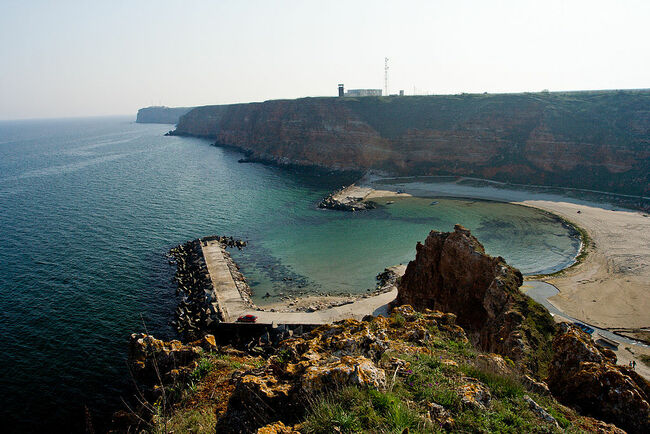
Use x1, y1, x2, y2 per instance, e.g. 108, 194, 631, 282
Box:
384, 58, 389, 96
338, 84, 344, 97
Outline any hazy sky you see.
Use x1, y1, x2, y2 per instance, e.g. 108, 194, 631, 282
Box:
1, 0, 648, 119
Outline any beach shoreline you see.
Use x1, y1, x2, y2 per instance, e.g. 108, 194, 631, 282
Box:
355, 176, 649, 332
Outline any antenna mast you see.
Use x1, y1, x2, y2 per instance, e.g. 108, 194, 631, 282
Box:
384, 57, 389, 96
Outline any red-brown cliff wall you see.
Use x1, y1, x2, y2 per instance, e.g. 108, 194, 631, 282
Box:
173, 91, 650, 195
396, 225, 557, 374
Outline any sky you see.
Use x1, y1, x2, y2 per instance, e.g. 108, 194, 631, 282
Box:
1, 0, 648, 119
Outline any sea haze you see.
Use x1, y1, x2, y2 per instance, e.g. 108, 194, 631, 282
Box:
0, 117, 579, 431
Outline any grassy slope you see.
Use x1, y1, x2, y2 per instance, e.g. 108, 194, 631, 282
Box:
148, 310, 611, 433
343, 90, 650, 147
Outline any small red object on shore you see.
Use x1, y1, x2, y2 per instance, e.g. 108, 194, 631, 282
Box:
237, 314, 257, 323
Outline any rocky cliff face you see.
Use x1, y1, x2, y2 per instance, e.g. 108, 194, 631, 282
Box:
547, 323, 650, 434
396, 225, 556, 375
172, 91, 650, 195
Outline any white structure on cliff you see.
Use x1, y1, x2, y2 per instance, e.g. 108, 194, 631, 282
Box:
344, 88, 382, 97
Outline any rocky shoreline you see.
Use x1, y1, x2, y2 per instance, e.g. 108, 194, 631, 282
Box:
318, 184, 376, 211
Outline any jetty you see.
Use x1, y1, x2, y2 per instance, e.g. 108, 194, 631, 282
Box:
200, 239, 397, 325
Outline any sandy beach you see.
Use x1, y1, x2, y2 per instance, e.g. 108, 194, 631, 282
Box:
360, 177, 650, 332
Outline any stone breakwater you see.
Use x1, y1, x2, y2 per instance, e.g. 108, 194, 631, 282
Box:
168, 236, 249, 338
318, 184, 376, 211
170, 235, 407, 330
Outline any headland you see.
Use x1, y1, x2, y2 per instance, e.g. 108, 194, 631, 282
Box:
136, 106, 192, 124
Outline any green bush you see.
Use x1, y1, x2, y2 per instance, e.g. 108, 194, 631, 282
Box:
391, 313, 406, 328
459, 364, 524, 399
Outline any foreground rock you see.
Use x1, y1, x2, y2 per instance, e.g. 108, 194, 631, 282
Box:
128, 333, 217, 385
547, 323, 650, 433
123, 307, 627, 433
397, 224, 556, 374
217, 306, 465, 432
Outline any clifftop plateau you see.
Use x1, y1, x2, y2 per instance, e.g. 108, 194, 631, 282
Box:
170, 90, 650, 195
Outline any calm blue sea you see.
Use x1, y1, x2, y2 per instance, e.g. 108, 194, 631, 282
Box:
0, 117, 579, 431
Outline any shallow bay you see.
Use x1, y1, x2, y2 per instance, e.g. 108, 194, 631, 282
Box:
0, 117, 578, 430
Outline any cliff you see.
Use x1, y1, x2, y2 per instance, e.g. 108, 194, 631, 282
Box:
136, 106, 192, 124
397, 225, 557, 375
171, 90, 650, 195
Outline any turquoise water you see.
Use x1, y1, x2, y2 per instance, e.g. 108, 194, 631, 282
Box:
0, 117, 578, 431
235, 196, 579, 304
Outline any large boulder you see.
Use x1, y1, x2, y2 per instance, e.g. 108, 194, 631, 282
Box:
547, 323, 650, 433
397, 225, 556, 374
128, 333, 216, 383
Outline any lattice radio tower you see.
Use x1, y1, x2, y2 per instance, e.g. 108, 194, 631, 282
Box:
384, 57, 389, 96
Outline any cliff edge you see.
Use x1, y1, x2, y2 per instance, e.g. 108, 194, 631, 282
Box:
171, 90, 650, 195
136, 106, 192, 124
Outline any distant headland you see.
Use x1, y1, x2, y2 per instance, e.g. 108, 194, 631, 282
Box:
135, 106, 192, 124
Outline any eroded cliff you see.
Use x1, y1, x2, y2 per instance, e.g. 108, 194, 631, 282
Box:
171, 90, 650, 195
547, 323, 650, 433
397, 224, 557, 375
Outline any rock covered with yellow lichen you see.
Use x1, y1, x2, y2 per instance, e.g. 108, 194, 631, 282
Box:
217, 305, 466, 432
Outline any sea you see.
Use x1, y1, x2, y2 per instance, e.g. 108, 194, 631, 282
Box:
0, 116, 580, 431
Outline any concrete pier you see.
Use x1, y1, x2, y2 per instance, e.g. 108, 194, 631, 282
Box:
200, 239, 397, 325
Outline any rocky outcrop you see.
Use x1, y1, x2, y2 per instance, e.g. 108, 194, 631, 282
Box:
217, 306, 466, 432
127, 305, 631, 433
128, 333, 217, 384
547, 323, 650, 433
396, 225, 556, 374
317, 184, 376, 211
136, 106, 192, 124
318, 193, 375, 211
170, 91, 650, 195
